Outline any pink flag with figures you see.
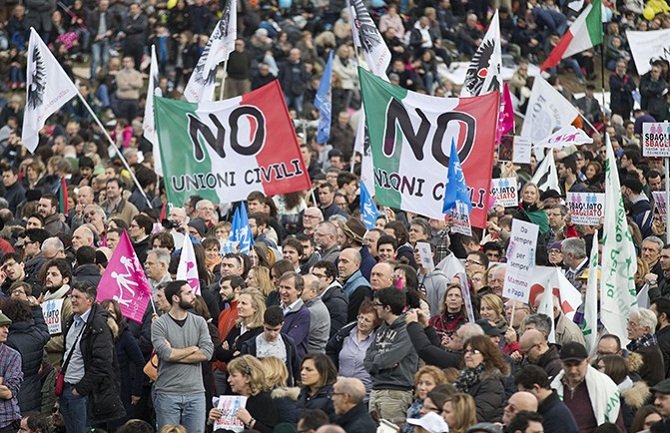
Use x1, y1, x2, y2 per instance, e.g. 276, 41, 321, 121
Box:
97, 230, 152, 323
177, 234, 201, 295
496, 83, 515, 144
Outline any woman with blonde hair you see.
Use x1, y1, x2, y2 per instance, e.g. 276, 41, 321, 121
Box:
479, 294, 507, 333
441, 393, 478, 433
246, 266, 273, 297
209, 355, 279, 432
214, 289, 266, 364
259, 357, 301, 424
404, 366, 448, 433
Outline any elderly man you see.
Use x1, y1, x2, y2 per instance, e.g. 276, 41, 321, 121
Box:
71, 226, 95, 252
627, 308, 665, 386
332, 378, 377, 433
302, 207, 324, 237
643, 236, 664, 279
301, 275, 330, 353
145, 249, 172, 290
314, 222, 340, 263
503, 392, 538, 427
369, 262, 394, 292
195, 199, 218, 228
532, 295, 585, 347
338, 249, 372, 323
486, 265, 505, 296
551, 342, 625, 433
562, 238, 588, 288
519, 329, 563, 381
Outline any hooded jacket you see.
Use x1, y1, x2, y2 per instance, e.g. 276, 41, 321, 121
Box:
417, 270, 449, 317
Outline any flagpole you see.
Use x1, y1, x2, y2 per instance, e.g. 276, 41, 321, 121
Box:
600, 12, 607, 122
77, 94, 153, 208
219, 59, 228, 100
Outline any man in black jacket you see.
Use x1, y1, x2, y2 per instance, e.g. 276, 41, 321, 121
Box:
60, 281, 125, 433
651, 298, 670, 378
312, 261, 348, 337
333, 377, 376, 433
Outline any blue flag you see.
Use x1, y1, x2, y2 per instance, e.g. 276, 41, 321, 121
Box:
360, 181, 380, 229
229, 202, 254, 254
442, 139, 472, 214
314, 51, 334, 145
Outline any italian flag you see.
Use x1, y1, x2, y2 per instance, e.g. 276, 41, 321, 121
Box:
541, 0, 603, 71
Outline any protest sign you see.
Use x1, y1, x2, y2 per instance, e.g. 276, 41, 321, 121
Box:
642, 122, 670, 157
42, 298, 65, 335
512, 136, 532, 164
503, 220, 539, 303
490, 178, 519, 207
416, 241, 435, 270
653, 191, 667, 221
567, 192, 605, 226
213, 396, 248, 432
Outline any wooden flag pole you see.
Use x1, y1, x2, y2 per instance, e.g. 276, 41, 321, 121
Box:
219, 59, 229, 100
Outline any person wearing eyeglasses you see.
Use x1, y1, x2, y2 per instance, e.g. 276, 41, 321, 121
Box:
332, 377, 377, 433
454, 335, 508, 422
464, 252, 488, 279
519, 329, 562, 381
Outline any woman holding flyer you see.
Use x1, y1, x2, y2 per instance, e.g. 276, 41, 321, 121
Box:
208, 355, 279, 433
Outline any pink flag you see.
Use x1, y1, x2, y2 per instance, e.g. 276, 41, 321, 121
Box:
496, 83, 515, 144
97, 230, 153, 323
177, 234, 201, 295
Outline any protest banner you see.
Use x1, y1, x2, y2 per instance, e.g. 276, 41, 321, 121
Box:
503, 219, 539, 303
653, 191, 667, 221
642, 122, 670, 157
490, 178, 518, 208
360, 67, 499, 228
567, 192, 605, 225
155, 81, 312, 207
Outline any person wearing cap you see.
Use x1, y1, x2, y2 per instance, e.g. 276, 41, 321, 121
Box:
626, 307, 665, 387
466, 423, 503, 433
332, 377, 377, 433
0, 310, 22, 433
550, 342, 625, 433
546, 241, 563, 267
515, 365, 579, 433
651, 378, 670, 423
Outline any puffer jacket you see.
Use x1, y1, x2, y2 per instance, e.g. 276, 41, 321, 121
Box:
6, 305, 50, 412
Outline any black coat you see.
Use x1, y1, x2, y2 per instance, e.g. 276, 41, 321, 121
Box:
6, 305, 50, 412
406, 322, 461, 369
214, 324, 262, 362
73, 263, 101, 288
335, 402, 377, 433
297, 383, 335, 419
466, 369, 506, 423
321, 285, 348, 338
538, 390, 579, 433
657, 325, 670, 378
63, 304, 125, 424
114, 325, 144, 417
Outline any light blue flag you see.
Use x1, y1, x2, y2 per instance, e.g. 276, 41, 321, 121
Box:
229, 203, 254, 254
442, 139, 472, 214
360, 181, 379, 229
314, 51, 334, 144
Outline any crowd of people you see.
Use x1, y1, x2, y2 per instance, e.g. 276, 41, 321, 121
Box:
1, 0, 670, 433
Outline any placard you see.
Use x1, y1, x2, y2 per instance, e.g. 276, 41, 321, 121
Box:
653, 191, 667, 222
416, 241, 435, 271
490, 178, 518, 208
450, 202, 473, 236
642, 122, 670, 157
513, 136, 532, 164
503, 220, 538, 303
566, 192, 605, 226
213, 396, 248, 432
42, 298, 65, 335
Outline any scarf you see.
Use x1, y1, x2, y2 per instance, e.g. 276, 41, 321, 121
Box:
627, 333, 658, 352
43, 284, 71, 301
552, 365, 620, 425
455, 364, 485, 393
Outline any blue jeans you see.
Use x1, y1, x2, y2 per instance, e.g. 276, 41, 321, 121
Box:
60, 384, 89, 433
284, 93, 304, 115
90, 40, 110, 80
154, 391, 206, 433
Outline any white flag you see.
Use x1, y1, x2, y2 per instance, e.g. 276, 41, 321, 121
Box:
601, 133, 637, 346
204, 0, 237, 73
530, 149, 561, 194
626, 29, 670, 76
22, 28, 78, 153
520, 76, 580, 144
461, 10, 502, 97
348, 0, 391, 79
537, 285, 557, 344
354, 109, 375, 193
184, 16, 236, 103
144, 45, 163, 175
582, 230, 599, 354
536, 124, 594, 149
177, 234, 201, 295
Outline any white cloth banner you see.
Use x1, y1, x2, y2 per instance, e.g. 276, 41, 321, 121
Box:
626, 29, 670, 76
520, 76, 580, 144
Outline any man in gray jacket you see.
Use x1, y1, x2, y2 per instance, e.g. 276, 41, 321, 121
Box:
302, 275, 331, 353
364, 287, 418, 425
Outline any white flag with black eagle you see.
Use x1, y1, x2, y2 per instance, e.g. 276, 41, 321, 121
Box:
184, 0, 237, 103
348, 0, 391, 79
461, 10, 502, 97
144, 45, 163, 175
530, 149, 561, 194
22, 28, 78, 153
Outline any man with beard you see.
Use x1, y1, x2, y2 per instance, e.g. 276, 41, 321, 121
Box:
152, 280, 213, 433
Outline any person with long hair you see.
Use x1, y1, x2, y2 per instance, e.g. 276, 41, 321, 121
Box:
214, 289, 266, 365
429, 284, 467, 340
209, 355, 279, 432
259, 356, 300, 424
441, 393, 478, 433
246, 266, 273, 298
404, 366, 448, 433
630, 405, 662, 433
479, 294, 507, 333
455, 335, 509, 422
596, 354, 650, 430
297, 353, 338, 418
100, 298, 145, 423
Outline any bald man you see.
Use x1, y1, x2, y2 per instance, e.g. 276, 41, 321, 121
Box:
71, 226, 95, 252
503, 392, 539, 426
333, 377, 376, 432
301, 274, 331, 353
519, 328, 563, 380
370, 262, 395, 291
339, 248, 372, 322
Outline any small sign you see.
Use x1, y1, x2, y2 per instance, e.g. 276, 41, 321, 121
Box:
653, 191, 667, 222
503, 220, 538, 303
213, 396, 248, 432
642, 122, 670, 157
450, 202, 473, 237
416, 241, 435, 271
42, 298, 65, 335
513, 136, 532, 164
490, 178, 519, 208
567, 192, 605, 226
